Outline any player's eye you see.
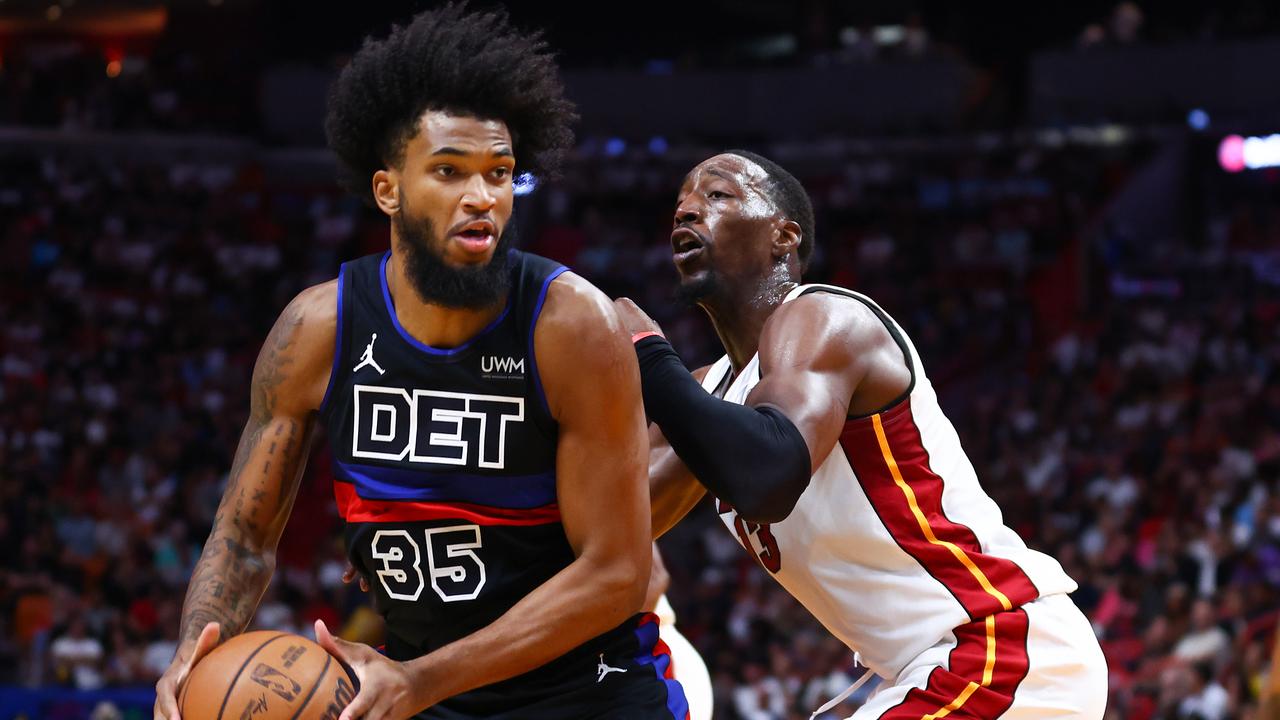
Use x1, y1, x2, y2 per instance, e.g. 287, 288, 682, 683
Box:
491, 166, 511, 180
708, 190, 732, 199
434, 165, 456, 178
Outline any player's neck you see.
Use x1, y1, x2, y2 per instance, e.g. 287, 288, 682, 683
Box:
701, 271, 797, 370
700, 290, 786, 372
385, 253, 507, 349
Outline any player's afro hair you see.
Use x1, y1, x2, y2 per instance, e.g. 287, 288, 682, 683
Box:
724, 149, 816, 272
324, 2, 577, 204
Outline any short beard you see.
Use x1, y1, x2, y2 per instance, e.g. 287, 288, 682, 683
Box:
394, 211, 514, 310
675, 270, 722, 307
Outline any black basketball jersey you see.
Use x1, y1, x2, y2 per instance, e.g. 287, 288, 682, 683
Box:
318, 250, 651, 715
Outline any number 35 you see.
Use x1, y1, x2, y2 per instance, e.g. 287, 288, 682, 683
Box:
370, 525, 486, 602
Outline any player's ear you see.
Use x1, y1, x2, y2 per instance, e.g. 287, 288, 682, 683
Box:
772, 219, 801, 259
372, 169, 399, 217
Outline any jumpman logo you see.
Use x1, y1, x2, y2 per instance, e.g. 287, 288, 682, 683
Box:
596, 654, 627, 683
353, 333, 386, 375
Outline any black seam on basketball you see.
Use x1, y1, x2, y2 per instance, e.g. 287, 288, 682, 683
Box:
338, 657, 360, 692
287, 651, 331, 720
215, 633, 287, 720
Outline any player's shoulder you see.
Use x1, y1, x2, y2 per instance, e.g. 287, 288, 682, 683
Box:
251, 277, 340, 412
539, 270, 619, 334
530, 271, 636, 418
760, 285, 896, 361
266, 278, 338, 365
284, 277, 339, 338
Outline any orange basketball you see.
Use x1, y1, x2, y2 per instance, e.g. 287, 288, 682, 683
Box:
179, 631, 358, 720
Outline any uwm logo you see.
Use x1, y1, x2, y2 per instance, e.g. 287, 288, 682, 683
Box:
352, 385, 524, 468
481, 355, 524, 374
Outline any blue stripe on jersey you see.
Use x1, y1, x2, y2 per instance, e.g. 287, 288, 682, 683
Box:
318, 263, 346, 415
632, 615, 690, 720
334, 459, 557, 509
528, 265, 569, 416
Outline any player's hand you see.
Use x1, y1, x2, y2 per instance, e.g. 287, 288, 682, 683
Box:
342, 563, 370, 592
613, 298, 665, 340
154, 622, 222, 720
315, 619, 421, 720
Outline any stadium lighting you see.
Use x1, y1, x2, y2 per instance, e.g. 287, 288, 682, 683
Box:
1219, 133, 1280, 173
513, 172, 538, 196
604, 138, 626, 157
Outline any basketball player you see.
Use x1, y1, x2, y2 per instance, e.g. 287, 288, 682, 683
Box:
616, 151, 1109, 718
155, 6, 688, 720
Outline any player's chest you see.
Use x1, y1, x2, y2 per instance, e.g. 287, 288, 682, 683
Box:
332, 341, 554, 474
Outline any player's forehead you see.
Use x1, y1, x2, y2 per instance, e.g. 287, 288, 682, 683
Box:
408, 110, 514, 159
680, 153, 770, 192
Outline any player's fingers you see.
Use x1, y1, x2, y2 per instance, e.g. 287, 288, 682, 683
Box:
613, 297, 637, 318
315, 619, 358, 665
360, 576, 370, 592
336, 686, 376, 720
342, 564, 358, 584
191, 622, 222, 664
154, 677, 178, 720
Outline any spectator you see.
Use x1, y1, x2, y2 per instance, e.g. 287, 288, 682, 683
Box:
1174, 599, 1231, 666
1177, 663, 1231, 720
49, 617, 105, 690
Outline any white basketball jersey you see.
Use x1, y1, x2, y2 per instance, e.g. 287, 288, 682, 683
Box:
699, 284, 1077, 679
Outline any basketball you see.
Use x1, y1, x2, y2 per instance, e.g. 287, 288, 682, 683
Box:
179, 631, 357, 720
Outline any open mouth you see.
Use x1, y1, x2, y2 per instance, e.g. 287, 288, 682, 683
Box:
454, 221, 497, 254
671, 227, 706, 264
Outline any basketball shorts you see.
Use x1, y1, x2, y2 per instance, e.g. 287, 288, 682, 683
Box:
656, 596, 712, 720
416, 614, 690, 720
848, 593, 1107, 719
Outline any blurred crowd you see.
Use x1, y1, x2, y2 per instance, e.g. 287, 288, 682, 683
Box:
5, 1, 1280, 138
0, 41, 259, 136
2, 128, 1278, 720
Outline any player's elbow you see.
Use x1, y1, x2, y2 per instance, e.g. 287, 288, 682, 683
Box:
734, 502, 788, 525
731, 483, 804, 524
618, 559, 652, 615
709, 457, 810, 524
591, 551, 651, 619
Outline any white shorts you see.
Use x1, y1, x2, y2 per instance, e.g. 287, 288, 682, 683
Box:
848, 594, 1107, 719
656, 596, 713, 720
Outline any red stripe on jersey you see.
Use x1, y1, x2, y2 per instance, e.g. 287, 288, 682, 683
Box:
878, 608, 1030, 719
332, 481, 561, 526
839, 397, 1039, 620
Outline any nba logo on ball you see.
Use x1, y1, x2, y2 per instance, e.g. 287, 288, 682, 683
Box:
180, 632, 358, 720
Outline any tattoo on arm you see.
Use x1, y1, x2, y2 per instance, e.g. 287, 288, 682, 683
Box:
177, 300, 313, 647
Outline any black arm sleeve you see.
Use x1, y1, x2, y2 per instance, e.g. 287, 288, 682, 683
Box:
635, 335, 811, 523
